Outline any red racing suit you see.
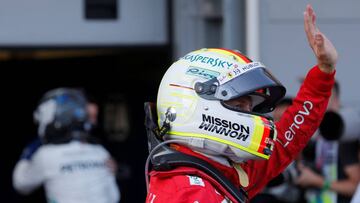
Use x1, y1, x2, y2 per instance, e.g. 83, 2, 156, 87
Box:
146, 66, 335, 203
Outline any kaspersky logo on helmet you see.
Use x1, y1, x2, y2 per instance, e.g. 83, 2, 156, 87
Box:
198, 114, 250, 141
182, 54, 235, 69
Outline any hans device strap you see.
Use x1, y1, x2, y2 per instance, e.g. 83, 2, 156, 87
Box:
144, 102, 248, 203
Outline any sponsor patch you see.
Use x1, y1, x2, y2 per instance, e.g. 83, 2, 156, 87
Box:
198, 114, 250, 141
218, 62, 265, 84
283, 101, 313, 147
187, 175, 205, 187
182, 54, 234, 69
186, 66, 220, 79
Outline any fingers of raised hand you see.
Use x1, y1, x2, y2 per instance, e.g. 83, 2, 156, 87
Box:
304, 4, 318, 47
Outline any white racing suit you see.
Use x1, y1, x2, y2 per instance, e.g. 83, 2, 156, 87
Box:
13, 140, 120, 203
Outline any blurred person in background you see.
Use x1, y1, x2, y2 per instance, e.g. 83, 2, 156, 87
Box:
87, 98, 100, 128
13, 87, 120, 203
145, 5, 338, 203
86, 94, 121, 181
295, 81, 360, 203
339, 91, 360, 203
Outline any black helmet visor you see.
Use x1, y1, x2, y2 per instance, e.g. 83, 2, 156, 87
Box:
195, 62, 286, 113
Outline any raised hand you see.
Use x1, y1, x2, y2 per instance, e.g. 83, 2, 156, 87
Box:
304, 4, 338, 73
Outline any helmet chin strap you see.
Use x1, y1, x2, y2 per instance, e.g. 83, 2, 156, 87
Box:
233, 163, 249, 187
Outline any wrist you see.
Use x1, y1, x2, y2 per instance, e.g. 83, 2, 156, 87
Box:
318, 63, 335, 74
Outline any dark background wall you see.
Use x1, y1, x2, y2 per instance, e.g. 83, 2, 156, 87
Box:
0, 46, 171, 203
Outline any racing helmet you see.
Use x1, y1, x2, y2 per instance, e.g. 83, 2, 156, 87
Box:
33, 88, 90, 143
157, 48, 286, 162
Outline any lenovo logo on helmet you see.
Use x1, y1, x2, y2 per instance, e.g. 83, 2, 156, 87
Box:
198, 114, 250, 141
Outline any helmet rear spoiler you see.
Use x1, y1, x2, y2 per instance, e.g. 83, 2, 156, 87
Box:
144, 102, 248, 203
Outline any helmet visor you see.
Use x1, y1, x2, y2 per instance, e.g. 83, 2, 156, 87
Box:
196, 62, 286, 113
